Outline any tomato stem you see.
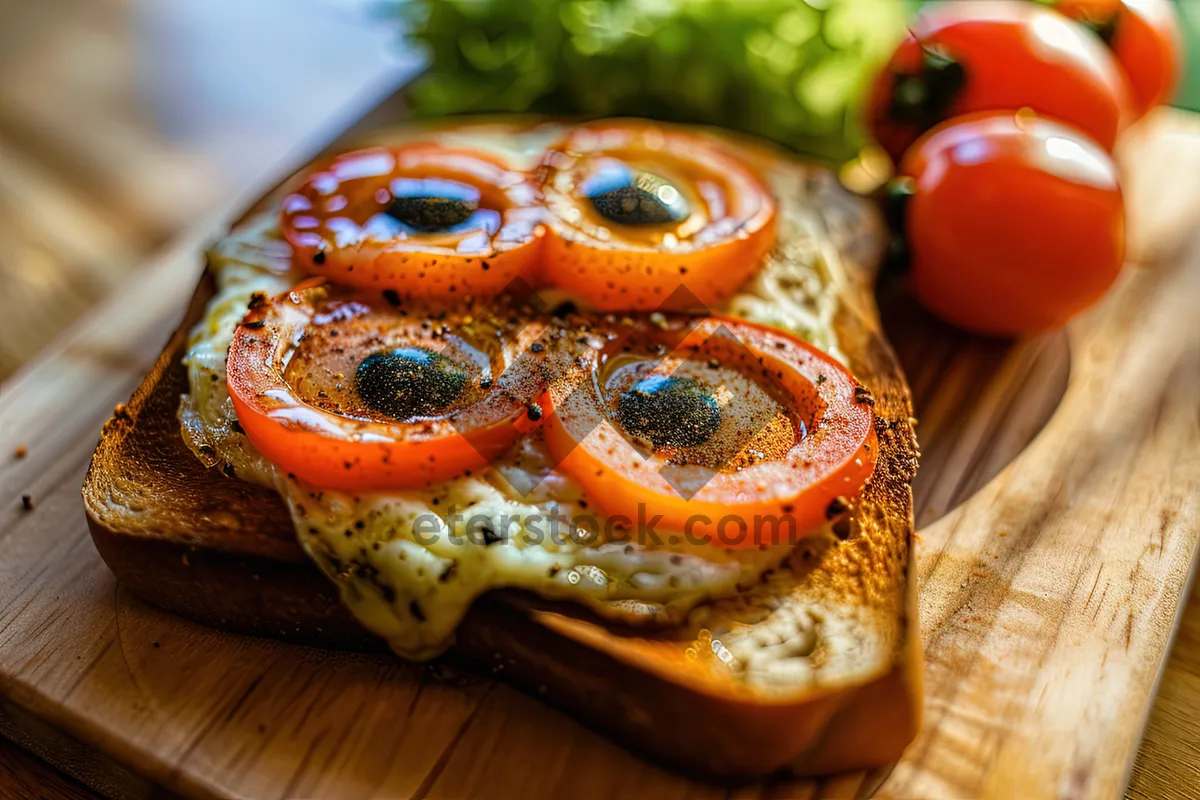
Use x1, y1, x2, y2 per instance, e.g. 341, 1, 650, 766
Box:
1082, 12, 1120, 47
882, 177, 916, 273
889, 44, 966, 130
1041, 0, 1119, 46
883, 178, 915, 234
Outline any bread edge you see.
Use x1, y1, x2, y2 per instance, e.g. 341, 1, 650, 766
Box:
83, 172, 920, 781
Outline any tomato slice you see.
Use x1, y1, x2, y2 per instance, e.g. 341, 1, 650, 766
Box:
542, 316, 876, 548
280, 144, 544, 302
535, 123, 776, 312
226, 281, 551, 490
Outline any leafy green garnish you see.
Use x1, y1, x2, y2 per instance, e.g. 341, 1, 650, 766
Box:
384, 0, 907, 163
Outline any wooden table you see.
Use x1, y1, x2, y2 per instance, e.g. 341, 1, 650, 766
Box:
0, 2, 395, 797
0, 3, 1197, 798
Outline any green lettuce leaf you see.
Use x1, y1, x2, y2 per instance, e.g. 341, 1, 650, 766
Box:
386, 0, 908, 162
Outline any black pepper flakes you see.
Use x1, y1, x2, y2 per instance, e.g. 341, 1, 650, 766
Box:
530, 342, 545, 353
20, 494, 34, 511
826, 496, 850, 519
313, 249, 327, 265
526, 403, 544, 422
854, 386, 875, 406
409, 600, 427, 621
832, 517, 853, 540
382, 289, 402, 306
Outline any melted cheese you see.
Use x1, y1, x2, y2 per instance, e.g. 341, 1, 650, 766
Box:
178, 124, 844, 660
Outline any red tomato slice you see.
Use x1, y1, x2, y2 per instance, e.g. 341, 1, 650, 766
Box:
226, 280, 551, 490
868, 1, 1132, 160
281, 144, 544, 302
536, 122, 776, 312
542, 316, 877, 548
899, 110, 1126, 335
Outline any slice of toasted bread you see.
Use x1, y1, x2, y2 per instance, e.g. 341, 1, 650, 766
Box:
83, 139, 920, 779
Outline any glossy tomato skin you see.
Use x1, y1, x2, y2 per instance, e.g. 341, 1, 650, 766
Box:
869, 0, 1132, 160
1056, 0, 1183, 118
226, 281, 555, 491
542, 316, 877, 548
900, 111, 1125, 336
280, 144, 544, 303
536, 123, 776, 312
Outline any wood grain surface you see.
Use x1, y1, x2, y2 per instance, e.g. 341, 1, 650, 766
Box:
0, 95, 1197, 798
0, 738, 100, 800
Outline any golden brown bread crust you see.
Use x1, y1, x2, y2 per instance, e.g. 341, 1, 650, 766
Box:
83, 138, 920, 779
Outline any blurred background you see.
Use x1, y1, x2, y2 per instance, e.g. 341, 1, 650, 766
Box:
2, 0, 1199, 380
0, 1, 1196, 796
0, 0, 416, 377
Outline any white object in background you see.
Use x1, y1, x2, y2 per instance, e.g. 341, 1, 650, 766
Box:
133, 0, 420, 189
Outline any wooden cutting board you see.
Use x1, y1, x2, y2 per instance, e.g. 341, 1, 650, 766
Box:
0, 97, 1198, 799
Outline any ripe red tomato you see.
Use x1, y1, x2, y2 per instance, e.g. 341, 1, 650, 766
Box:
1055, 0, 1183, 119
898, 110, 1126, 336
868, 1, 1132, 161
